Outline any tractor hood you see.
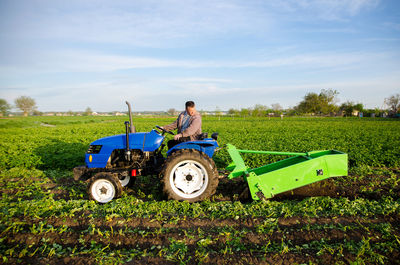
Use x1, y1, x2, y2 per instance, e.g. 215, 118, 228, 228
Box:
85, 129, 164, 168
90, 129, 164, 152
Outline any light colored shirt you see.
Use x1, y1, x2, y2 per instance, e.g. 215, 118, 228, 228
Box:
180, 111, 191, 132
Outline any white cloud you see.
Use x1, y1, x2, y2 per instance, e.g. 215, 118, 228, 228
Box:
3, 69, 397, 111
1, 0, 271, 47
1, 0, 380, 49
0, 49, 378, 74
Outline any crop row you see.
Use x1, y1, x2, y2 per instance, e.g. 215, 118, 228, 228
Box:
1, 195, 399, 224
1, 215, 399, 264
2, 167, 400, 206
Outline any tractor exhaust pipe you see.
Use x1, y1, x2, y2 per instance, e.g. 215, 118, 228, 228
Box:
124, 121, 131, 161
125, 101, 136, 133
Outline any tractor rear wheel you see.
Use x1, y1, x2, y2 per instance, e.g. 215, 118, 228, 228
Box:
88, 172, 122, 203
161, 149, 219, 202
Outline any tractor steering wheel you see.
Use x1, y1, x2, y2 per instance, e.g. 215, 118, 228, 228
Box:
155, 125, 175, 135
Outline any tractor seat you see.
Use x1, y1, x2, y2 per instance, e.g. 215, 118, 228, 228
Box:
198, 133, 208, 140
198, 132, 218, 140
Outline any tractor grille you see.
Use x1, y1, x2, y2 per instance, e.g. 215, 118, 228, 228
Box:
87, 145, 102, 154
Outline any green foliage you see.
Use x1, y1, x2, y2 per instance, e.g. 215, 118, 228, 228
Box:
296, 89, 339, 115
340, 101, 364, 117
14, 96, 36, 116
83, 107, 93, 116
0, 116, 399, 264
1, 116, 399, 170
0, 99, 11, 116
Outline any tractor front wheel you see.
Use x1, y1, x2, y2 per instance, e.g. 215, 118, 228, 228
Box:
88, 172, 122, 203
161, 149, 219, 202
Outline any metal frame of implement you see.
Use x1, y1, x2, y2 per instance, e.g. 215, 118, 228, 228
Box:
226, 144, 348, 200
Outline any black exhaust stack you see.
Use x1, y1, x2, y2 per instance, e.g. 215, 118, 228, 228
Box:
125, 121, 131, 161
125, 101, 136, 133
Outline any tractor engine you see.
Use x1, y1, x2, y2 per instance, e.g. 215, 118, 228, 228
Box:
108, 149, 146, 169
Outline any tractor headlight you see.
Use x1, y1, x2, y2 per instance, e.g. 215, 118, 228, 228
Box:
87, 145, 102, 154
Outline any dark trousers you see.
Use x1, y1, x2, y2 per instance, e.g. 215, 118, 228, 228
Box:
167, 136, 190, 150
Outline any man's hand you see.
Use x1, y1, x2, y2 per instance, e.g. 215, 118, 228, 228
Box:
174, 134, 182, 140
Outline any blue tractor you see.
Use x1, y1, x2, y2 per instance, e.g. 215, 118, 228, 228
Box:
74, 102, 219, 203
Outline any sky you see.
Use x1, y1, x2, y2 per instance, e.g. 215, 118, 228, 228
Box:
0, 0, 399, 112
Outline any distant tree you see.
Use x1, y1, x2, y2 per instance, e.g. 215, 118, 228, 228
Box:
14, 96, 36, 116
363, 108, 381, 117
354, 103, 364, 112
0, 99, 11, 116
67, 110, 75, 116
167, 108, 176, 116
296, 89, 339, 115
340, 101, 363, 117
286, 107, 300, 116
296, 92, 320, 114
84, 107, 93, 116
252, 104, 267, 117
384, 93, 400, 114
228, 108, 239, 116
251, 108, 257, 117
319, 89, 339, 114
32, 110, 43, 116
240, 108, 250, 117
373, 107, 381, 116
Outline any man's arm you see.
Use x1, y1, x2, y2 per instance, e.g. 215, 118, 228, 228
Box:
163, 116, 179, 131
180, 115, 201, 137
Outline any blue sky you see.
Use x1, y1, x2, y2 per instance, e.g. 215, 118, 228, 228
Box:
0, 0, 399, 112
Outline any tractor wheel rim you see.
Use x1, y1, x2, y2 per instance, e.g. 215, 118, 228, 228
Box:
170, 160, 208, 199
119, 174, 130, 187
91, 179, 115, 203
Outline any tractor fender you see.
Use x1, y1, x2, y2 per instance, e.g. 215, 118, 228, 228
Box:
167, 141, 218, 158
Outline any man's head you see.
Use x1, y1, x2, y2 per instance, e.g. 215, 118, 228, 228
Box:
185, 101, 196, 116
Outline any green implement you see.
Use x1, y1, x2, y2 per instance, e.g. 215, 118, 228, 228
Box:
226, 144, 348, 200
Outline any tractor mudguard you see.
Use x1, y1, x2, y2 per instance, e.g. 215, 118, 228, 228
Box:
167, 139, 219, 158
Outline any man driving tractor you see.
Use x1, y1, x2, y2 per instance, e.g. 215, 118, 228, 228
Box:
162, 101, 202, 149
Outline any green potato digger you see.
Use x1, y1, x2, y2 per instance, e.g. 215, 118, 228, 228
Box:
225, 144, 347, 200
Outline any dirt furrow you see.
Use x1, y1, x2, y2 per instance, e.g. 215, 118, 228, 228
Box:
7, 214, 398, 231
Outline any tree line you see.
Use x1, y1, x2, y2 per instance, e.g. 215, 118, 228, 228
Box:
1, 91, 399, 117
0, 96, 37, 117
226, 89, 399, 117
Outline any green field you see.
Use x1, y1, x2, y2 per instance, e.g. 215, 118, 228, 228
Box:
1, 116, 399, 264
